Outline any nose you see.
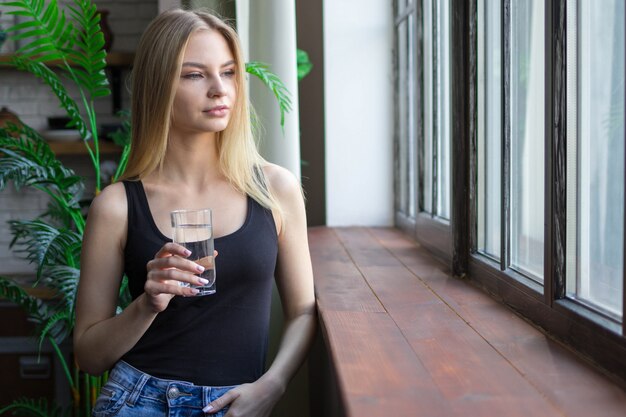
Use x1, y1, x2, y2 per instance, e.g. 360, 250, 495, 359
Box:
207, 77, 227, 98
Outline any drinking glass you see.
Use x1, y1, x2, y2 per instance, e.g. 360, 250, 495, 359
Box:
170, 208, 216, 296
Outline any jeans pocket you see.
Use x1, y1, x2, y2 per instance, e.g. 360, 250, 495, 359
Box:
92, 382, 129, 417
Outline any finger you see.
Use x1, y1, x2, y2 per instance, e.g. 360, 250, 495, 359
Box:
147, 255, 206, 275
203, 389, 240, 414
145, 279, 200, 297
214, 250, 219, 258
146, 268, 209, 288
154, 242, 191, 259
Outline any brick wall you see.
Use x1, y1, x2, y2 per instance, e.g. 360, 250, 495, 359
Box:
0, 1, 158, 275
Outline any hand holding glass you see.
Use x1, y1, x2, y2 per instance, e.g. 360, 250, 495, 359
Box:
171, 209, 216, 296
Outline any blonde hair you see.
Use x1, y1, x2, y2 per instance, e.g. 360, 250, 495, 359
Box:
121, 9, 282, 217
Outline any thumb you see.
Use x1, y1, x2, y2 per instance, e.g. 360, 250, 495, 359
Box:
203, 389, 240, 414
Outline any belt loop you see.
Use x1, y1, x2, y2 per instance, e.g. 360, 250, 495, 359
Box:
202, 386, 210, 409
126, 373, 149, 406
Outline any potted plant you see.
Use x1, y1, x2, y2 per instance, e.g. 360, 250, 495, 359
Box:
0, 1, 294, 415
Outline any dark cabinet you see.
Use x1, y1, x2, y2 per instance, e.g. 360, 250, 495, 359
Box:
0, 303, 71, 408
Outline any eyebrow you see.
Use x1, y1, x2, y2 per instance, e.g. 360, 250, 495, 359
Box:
181, 60, 236, 69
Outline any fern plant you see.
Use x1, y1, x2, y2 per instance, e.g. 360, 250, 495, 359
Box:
0, 2, 111, 415
0, 1, 294, 416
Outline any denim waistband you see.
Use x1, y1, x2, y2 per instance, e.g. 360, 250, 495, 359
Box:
107, 360, 235, 408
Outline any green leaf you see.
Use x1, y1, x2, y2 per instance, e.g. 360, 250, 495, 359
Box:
38, 308, 72, 349
18, 44, 59, 60
0, 126, 85, 213
297, 48, 313, 81
3, 0, 73, 63
109, 110, 132, 147
8, 220, 82, 280
42, 198, 75, 227
0, 397, 69, 417
42, 1, 58, 25
4, 2, 32, 8
0, 278, 49, 328
16, 35, 50, 50
117, 275, 132, 311
0, 135, 59, 190
65, 1, 110, 98
245, 61, 293, 131
42, 265, 80, 310
10, 28, 47, 41
4, 32, 87, 137
5, 20, 40, 33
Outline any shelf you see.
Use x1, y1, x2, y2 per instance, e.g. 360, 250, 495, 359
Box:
0, 51, 134, 67
48, 140, 121, 156
1, 51, 134, 113
0, 275, 58, 301
102, 52, 134, 67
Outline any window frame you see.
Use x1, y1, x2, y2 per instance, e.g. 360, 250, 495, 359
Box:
394, 0, 454, 263
394, 0, 626, 382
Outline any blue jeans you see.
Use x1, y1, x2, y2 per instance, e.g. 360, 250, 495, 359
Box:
92, 361, 237, 417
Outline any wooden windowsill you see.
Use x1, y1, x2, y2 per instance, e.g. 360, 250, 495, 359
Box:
308, 227, 626, 417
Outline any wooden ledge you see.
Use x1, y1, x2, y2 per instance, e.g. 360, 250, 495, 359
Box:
309, 226, 626, 417
0, 52, 134, 67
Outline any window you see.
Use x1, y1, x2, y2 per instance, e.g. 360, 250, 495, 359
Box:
395, 0, 418, 220
434, 0, 452, 219
477, 0, 545, 283
395, 0, 453, 259
394, 0, 626, 381
509, 0, 545, 281
566, 0, 624, 320
423, 0, 452, 219
476, 0, 502, 261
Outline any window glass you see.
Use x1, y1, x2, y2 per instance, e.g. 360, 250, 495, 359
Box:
397, 0, 411, 14
398, 18, 409, 215
510, 0, 545, 281
396, 8, 417, 219
477, 0, 502, 259
408, 14, 417, 218
423, 0, 434, 213
566, 0, 624, 319
435, 0, 451, 220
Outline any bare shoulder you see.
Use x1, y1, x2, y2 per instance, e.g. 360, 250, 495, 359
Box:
87, 182, 127, 226
262, 164, 305, 237
262, 163, 302, 203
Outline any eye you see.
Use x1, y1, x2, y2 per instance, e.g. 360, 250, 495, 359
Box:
222, 69, 236, 78
183, 72, 203, 80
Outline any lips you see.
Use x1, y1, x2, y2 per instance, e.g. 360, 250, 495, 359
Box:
204, 105, 229, 117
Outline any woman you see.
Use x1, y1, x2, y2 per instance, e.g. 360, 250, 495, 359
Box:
74, 9, 316, 417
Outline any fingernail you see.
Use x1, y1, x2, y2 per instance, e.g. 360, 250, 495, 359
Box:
184, 249, 192, 256
196, 264, 205, 273
198, 278, 209, 285
191, 288, 199, 295
202, 405, 213, 413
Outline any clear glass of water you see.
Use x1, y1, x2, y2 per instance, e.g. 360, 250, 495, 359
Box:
170, 208, 216, 296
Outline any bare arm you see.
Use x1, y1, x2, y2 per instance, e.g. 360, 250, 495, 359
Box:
206, 165, 317, 417
73, 183, 209, 375
261, 165, 317, 391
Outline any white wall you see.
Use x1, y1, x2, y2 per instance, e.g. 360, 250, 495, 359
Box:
323, 0, 394, 226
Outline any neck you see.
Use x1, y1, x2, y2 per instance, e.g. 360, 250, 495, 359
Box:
159, 130, 223, 187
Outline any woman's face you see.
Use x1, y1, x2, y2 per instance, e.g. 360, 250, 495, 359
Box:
171, 29, 237, 136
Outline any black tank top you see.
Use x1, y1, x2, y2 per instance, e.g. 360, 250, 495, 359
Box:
120, 180, 278, 386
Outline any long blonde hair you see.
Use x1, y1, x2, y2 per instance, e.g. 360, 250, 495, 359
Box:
121, 9, 281, 216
